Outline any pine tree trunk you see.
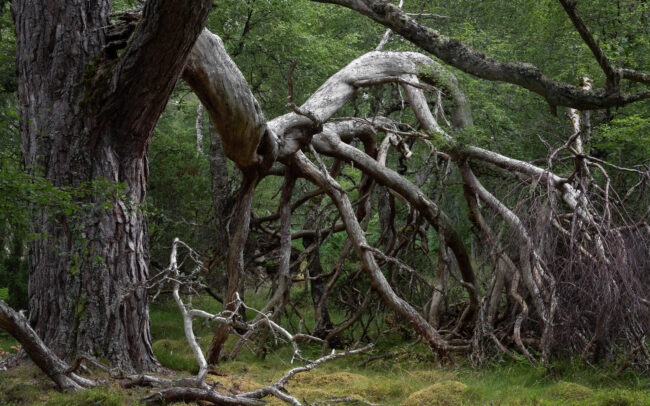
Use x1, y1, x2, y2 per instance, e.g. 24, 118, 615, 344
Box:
12, 0, 212, 372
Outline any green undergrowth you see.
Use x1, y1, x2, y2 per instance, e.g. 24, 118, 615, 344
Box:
1, 293, 649, 405
146, 293, 650, 405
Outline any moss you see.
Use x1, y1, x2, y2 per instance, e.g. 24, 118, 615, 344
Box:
285, 371, 411, 404
596, 389, 650, 406
401, 380, 471, 406
410, 369, 448, 384
152, 338, 198, 372
353, 379, 411, 402
73, 296, 88, 329
44, 387, 127, 406
0, 382, 44, 404
275, 388, 333, 405
292, 371, 366, 386
0, 364, 52, 404
206, 373, 263, 393
80, 56, 117, 108
548, 381, 593, 402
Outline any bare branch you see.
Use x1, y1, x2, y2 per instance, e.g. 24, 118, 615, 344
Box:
375, 0, 403, 50
558, 0, 618, 88
294, 151, 455, 354
184, 30, 278, 170
312, 0, 650, 109
620, 69, 650, 86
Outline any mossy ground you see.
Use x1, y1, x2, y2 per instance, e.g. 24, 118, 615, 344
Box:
1, 292, 649, 405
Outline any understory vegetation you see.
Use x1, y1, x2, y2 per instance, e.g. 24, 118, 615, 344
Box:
1, 292, 650, 405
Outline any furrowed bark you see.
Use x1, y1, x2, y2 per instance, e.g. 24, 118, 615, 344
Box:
13, 0, 212, 372
103, 1, 213, 154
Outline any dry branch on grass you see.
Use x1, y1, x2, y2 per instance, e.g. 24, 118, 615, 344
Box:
0, 238, 374, 405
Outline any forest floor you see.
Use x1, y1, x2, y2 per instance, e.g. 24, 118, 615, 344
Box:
1, 291, 649, 405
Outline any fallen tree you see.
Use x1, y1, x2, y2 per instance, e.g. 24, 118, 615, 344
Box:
182, 18, 649, 365
178, 1, 649, 362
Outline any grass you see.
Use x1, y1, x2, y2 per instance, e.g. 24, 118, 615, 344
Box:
0, 287, 8, 301
1, 290, 650, 405
1, 288, 20, 356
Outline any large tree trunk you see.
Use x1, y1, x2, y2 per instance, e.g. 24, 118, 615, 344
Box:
12, 0, 212, 372
26, 143, 158, 372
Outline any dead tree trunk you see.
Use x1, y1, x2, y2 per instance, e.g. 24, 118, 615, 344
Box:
12, 0, 212, 372
206, 172, 259, 363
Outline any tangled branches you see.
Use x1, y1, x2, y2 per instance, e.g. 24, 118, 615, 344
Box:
0, 238, 373, 405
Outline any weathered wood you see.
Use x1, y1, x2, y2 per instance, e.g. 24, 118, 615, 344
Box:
206, 173, 258, 364
312, 0, 650, 109
183, 29, 277, 170
294, 152, 453, 353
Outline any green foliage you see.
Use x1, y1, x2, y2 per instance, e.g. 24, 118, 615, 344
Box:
110, 0, 140, 13
0, 382, 44, 404
147, 93, 215, 265
0, 236, 28, 310
402, 381, 474, 406
152, 338, 201, 373
0, 2, 16, 93
548, 381, 594, 402
44, 387, 130, 406
0, 2, 648, 401
594, 114, 650, 163
0, 89, 128, 309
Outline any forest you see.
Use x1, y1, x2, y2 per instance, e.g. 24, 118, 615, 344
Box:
0, 0, 649, 404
